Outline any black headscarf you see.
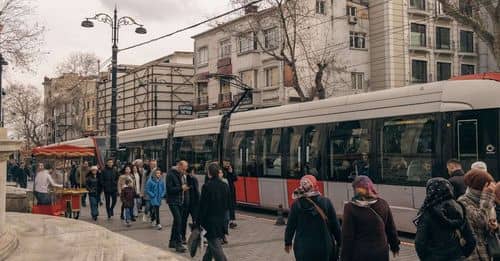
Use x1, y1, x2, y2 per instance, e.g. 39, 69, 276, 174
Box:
413, 177, 455, 226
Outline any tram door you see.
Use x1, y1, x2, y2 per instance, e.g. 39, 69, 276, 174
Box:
231, 131, 260, 205
457, 119, 479, 170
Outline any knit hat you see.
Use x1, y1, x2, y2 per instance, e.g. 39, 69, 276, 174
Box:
464, 168, 494, 190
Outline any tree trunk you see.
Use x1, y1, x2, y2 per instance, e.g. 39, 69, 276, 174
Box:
314, 64, 327, 100
290, 62, 306, 101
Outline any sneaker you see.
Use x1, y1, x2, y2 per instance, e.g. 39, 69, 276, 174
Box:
151, 221, 156, 228
142, 214, 147, 222
126, 221, 131, 227
175, 245, 187, 253
157, 224, 162, 230
229, 222, 237, 229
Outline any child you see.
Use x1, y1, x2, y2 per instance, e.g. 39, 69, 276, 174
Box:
146, 169, 166, 230
120, 179, 136, 227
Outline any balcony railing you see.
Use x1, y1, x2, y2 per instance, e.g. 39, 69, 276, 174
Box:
217, 92, 233, 109
193, 96, 209, 111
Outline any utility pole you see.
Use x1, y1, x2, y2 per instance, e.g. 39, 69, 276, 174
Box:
0, 54, 8, 127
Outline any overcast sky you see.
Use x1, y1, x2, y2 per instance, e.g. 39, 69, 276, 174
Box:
6, 0, 231, 89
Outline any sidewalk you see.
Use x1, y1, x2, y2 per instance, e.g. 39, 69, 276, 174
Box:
77, 201, 418, 260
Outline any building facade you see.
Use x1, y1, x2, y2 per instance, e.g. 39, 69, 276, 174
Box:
43, 73, 98, 144
96, 52, 195, 136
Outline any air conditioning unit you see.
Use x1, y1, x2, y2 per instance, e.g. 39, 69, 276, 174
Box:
348, 16, 358, 24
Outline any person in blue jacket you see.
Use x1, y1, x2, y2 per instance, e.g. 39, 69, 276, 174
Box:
146, 169, 166, 230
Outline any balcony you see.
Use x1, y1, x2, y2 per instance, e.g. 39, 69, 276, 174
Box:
193, 96, 209, 111
409, 43, 430, 52
408, 7, 431, 16
217, 92, 233, 109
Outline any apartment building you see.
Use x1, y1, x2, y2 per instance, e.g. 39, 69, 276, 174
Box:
43, 73, 98, 144
191, 1, 371, 117
96, 52, 195, 136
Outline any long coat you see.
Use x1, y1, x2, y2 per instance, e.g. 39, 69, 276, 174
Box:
197, 177, 229, 239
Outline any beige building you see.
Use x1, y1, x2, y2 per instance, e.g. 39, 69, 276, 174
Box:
191, 1, 372, 117
43, 73, 98, 144
96, 52, 195, 136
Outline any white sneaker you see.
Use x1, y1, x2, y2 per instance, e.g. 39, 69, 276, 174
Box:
151, 221, 156, 228
142, 214, 147, 223
157, 224, 162, 230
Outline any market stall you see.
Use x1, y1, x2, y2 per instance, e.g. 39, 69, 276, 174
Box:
31, 145, 93, 219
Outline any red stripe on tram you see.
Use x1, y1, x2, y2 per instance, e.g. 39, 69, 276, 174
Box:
244, 177, 260, 205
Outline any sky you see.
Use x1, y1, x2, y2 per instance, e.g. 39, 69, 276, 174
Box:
5, 0, 232, 89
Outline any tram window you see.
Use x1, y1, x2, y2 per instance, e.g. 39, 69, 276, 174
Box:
381, 116, 435, 185
287, 127, 303, 178
305, 126, 322, 178
231, 132, 245, 176
192, 135, 217, 175
246, 132, 259, 177
261, 129, 282, 177
327, 121, 371, 182
173, 137, 194, 168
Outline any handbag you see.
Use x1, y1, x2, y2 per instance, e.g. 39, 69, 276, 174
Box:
305, 197, 339, 261
487, 232, 500, 258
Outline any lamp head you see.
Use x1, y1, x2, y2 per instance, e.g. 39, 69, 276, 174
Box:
81, 19, 94, 28
135, 26, 147, 34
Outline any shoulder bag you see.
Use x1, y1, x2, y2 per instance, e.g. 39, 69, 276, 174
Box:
487, 231, 500, 258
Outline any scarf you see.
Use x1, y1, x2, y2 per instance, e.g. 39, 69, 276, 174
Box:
413, 177, 454, 226
292, 175, 321, 199
464, 188, 482, 204
351, 175, 378, 202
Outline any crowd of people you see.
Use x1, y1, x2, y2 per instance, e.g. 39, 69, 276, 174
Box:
7, 159, 31, 188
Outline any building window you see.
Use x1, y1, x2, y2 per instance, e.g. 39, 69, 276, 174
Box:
264, 28, 279, 49
412, 60, 428, 83
461, 64, 475, 75
460, 30, 474, 52
92, 100, 95, 108
239, 32, 257, 53
436, 27, 450, 49
265, 67, 279, 87
459, 0, 473, 16
316, 0, 326, 14
435, 1, 444, 15
219, 39, 231, 58
197, 47, 208, 65
351, 72, 364, 90
346, 5, 357, 16
240, 70, 256, 88
437, 62, 451, 81
87, 117, 91, 126
349, 32, 366, 49
410, 0, 426, 10
410, 23, 426, 47
86, 101, 90, 110
220, 78, 231, 94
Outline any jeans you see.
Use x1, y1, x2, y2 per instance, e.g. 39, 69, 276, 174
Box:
89, 195, 99, 218
151, 205, 160, 225
181, 205, 199, 240
224, 211, 230, 235
124, 207, 133, 222
143, 199, 151, 215
202, 238, 228, 261
104, 191, 117, 218
81, 193, 87, 207
35, 192, 52, 205
168, 204, 183, 245
133, 198, 141, 217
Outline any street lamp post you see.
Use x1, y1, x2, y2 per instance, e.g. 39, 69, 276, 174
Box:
0, 54, 8, 128
81, 7, 146, 159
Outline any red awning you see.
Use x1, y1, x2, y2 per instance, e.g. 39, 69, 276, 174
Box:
451, 72, 500, 81
32, 144, 95, 158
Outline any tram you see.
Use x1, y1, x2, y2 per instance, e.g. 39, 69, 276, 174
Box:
56, 76, 500, 233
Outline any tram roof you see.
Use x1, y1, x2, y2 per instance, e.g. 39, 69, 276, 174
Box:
47, 137, 105, 148
229, 79, 500, 132
173, 115, 223, 137
118, 124, 171, 144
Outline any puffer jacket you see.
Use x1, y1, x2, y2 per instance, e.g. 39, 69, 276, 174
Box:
415, 199, 476, 261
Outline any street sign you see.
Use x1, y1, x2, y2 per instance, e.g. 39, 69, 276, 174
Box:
178, 104, 193, 115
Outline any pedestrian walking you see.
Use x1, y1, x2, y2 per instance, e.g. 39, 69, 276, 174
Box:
146, 169, 165, 230
99, 159, 119, 219
131, 164, 142, 219
197, 162, 229, 261
341, 175, 400, 261
414, 178, 476, 261
284, 174, 342, 261
79, 161, 89, 207
86, 166, 101, 221
118, 165, 135, 221
218, 167, 230, 244
166, 160, 189, 253
181, 166, 200, 245
448, 159, 466, 199
17, 162, 29, 189
223, 161, 238, 229
458, 168, 497, 261
121, 179, 136, 227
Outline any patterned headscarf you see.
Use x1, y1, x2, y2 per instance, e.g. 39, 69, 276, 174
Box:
352, 175, 378, 201
413, 177, 454, 226
292, 175, 321, 199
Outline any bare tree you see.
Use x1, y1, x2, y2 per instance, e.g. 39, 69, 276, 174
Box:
437, 0, 500, 69
56, 52, 99, 76
0, 0, 44, 68
4, 83, 44, 147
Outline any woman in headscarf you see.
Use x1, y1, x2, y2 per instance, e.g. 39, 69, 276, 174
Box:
414, 178, 476, 260
458, 169, 497, 261
341, 176, 400, 261
284, 175, 342, 261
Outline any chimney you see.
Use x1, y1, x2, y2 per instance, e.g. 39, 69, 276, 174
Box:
245, 4, 259, 14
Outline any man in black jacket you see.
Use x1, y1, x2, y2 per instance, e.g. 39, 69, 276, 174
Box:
197, 162, 229, 261
166, 160, 189, 253
447, 159, 466, 199
99, 159, 119, 219
180, 166, 200, 244
223, 161, 238, 229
